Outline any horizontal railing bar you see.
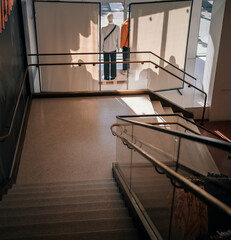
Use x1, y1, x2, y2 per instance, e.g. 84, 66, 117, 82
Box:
118, 124, 175, 161
119, 120, 200, 136
111, 124, 231, 218
28, 51, 197, 80
33, 58, 205, 123
116, 116, 231, 151
36, 58, 203, 123
148, 121, 200, 135
118, 113, 224, 141
27, 60, 206, 105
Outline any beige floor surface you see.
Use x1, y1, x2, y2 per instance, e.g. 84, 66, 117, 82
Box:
17, 96, 152, 185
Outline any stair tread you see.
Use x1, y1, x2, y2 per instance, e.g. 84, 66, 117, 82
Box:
9, 183, 117, 194
152, 101, 165, 114
11, 181, 116, 191
0, 193, 122, 208
0, 218, 134, 239
0, 228, 140, 240
0, 208, 129, 227
0, 200, 125, 217
15, 178, 115, 187
4, 187, 119, 201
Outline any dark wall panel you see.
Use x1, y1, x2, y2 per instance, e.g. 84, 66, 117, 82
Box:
0, 0, 28, 185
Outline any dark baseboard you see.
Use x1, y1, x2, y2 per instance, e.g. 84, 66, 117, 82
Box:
32, 90, 193, 119
32, 90, 151, 98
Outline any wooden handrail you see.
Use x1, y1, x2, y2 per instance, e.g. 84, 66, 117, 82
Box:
110, 123, 231, 218
30, 60, 207, 124
28, 51, 197, 80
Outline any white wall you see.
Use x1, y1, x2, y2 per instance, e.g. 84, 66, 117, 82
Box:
128, 1, 192, 91
209, 0, 231, 121
203, 0, 231, 121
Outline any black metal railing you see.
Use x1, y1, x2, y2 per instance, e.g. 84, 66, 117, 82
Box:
25, 53, 207, 123
111, 115, 231, 239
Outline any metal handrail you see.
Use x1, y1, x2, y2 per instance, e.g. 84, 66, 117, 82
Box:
148, 122, 200, 135
119, 113, 225, 141
0, 61, 210, 144
26, 59, 207, 123
117, 124, 178, 161
111, 123, 231, 218
116, 115, 231, 151
28, 50, 196, 80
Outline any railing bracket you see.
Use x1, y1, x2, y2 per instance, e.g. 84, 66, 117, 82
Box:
154, 166, 165, 175
170, 178, 183, 189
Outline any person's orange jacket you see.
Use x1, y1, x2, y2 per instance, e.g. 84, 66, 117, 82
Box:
120, 19, 130, 48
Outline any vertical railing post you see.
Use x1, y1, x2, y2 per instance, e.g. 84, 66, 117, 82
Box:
168, 136, 181, 240
129, 124, 134, 191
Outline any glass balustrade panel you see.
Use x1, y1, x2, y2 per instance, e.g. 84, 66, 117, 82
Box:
170, 182, 231, 240
115, 119, 133, 187
129, 124, 180, 239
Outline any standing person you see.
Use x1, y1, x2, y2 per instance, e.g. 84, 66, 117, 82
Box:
120, 19, 130, 75
101, 13, 120, 80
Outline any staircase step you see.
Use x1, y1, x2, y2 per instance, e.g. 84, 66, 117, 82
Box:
0, 218, 134, 239
0, 200, 125, 217
177, 113, 200, 134
163, 106, 174, 114
9, 183, 118, 194
152, 101, 165, 114
162, 107, 177, 122
0, 228, 140, 240
4, 187, 119, 201
0, 193, 122, 208
13, 178, 115, 189
0, 208, 129, 226
11, 181, 117, 193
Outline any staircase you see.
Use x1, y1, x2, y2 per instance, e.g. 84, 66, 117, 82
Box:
0, 179, 141, 240
122, 98, 220, 176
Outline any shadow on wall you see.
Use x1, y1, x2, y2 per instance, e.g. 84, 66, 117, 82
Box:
35, 2, 99, 91
130, 1, 191, 87
130, 1, 191, 58
35, 2, 98, 53
41, 60, 98, 92
138, 56, 183, 91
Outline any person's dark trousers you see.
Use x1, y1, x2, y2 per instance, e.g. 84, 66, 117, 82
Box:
103, 51, 117, 80
122, 46, 130, 70
110, 51, 116, 79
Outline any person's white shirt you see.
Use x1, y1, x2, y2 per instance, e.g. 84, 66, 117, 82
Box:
101, 23, 120, 53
